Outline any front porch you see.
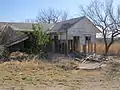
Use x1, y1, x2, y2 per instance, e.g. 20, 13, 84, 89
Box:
52, 36, 96, 55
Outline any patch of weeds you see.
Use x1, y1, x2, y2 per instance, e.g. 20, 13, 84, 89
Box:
21, 77, 27, 80
3, 76, 12, 80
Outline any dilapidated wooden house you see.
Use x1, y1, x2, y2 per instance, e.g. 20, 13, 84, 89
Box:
50, 16, 100, 54
0, 16, 100, 54
0, 23, 52, 52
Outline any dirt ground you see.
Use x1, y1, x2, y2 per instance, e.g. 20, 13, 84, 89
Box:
0, 57, 120, 90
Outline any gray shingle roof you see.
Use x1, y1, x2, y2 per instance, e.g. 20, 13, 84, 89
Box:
0, 22, 54, 31
0, 24, 28, 47
51, 16, 85, 32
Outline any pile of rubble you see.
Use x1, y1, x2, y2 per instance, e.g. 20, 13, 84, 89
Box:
74, 54, 108, 70
68, 53, 109, 70
9, 51, 51, 61
74, 53, 109, 63
9, 51, 29, 61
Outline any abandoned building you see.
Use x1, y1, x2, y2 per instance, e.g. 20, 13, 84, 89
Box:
50, 16, 100, 54
0, 22, 52, 52
0, 16, 100, 54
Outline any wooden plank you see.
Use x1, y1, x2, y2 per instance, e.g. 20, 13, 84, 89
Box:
5, 36, 28, 47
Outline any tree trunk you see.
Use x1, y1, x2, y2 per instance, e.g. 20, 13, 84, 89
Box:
104, 41, 113, 56
104, 45, 109, 55
104, 36, 108, 55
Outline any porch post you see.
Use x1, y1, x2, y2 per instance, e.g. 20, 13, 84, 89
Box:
65, 30, 68, 55
83, 45, 86, 54
94, 43, 96, 53
88, 40, 90, 54
52, 40, 55, 53
78, 37, 80, 52
91, 43, 93, 53
80, 45, 83, 52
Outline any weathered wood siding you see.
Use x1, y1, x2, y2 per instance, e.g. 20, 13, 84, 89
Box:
57, 18, 98, 44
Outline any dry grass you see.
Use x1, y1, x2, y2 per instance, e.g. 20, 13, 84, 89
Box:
0, 59, 120, 90
0, 60, 66, 85
0, 60, 102, 89
96, 42, 120, 54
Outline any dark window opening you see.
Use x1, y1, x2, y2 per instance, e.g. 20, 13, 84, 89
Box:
85, 36, 91, 41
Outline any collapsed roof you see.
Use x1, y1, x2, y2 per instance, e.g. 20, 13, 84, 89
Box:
0, 22, 53, 47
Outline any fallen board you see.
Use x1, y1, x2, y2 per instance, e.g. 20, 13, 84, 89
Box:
77, 63, 106, 70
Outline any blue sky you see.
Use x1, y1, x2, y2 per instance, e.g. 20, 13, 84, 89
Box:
0, 0, 91, 22
0, 0, 119, 22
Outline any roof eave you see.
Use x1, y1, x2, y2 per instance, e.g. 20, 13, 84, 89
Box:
5, 36, 29, 47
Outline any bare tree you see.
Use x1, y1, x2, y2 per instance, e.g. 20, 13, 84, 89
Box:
37, 8, 68, 24
80, 0, 120, 55
61, 11, 68, 21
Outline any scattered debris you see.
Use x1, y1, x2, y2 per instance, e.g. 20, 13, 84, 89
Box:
9, 51, 28, 61
85, 54, 104, 62
1, 51, 116, 71
68, 51, 86, 59
78, 54, 109, 63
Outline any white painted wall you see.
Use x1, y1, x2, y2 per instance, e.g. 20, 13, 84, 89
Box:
57, 17, 98, 45
68, 17, 99, 35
